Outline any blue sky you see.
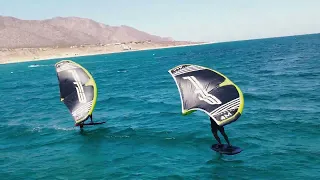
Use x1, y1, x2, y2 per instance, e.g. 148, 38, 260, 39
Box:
1, 0, 319, 42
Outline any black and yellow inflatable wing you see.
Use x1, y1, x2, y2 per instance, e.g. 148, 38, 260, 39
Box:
169, 64, 244, 126
55, 60, 97, 125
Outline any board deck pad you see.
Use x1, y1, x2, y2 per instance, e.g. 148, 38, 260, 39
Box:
211, 144, 242, 155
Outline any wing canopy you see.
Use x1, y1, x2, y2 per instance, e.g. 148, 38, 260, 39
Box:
169, 64, 244, 126
55, 60, 97, 124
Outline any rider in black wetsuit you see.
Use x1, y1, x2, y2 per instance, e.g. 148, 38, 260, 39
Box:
210, 117, 231, 148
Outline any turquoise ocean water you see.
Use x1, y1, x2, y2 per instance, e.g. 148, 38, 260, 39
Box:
1, 34, 320, 179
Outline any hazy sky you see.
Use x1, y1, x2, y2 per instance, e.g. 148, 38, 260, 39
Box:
1, 0, 319, 42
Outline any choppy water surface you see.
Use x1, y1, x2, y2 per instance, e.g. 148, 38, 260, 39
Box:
1, 34, 320, 179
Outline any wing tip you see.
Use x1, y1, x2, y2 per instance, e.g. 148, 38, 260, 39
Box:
182, 109, 196, 115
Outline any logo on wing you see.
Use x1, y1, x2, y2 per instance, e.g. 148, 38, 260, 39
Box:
183, 76, 221, 105
68, 70, 87, 103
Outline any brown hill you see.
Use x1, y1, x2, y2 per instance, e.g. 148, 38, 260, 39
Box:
0, 16, 173, 48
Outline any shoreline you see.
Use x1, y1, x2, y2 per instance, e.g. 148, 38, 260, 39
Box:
0, 41, 214, 65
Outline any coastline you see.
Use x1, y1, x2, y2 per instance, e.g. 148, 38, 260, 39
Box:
0, 41, 213, 65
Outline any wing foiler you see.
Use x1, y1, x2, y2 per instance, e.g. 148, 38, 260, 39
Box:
168, 64, 244, 126
55, 60, 97, 125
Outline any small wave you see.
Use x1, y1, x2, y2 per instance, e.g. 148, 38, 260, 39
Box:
269, 70, 319, 79
105, 135, 130, 139
154, 56, 170, 60
28, 64, 50, 68
117, 69, 127, 73
153, 111, 181, 116
75, 126, 210, 145
1, 123, 77, 135
32, 127, 43, 132
257, 69, 275, 74
53, 126, 77, 131
243, 92, 273, 101
157, 175, 184, 180
270, 57, 286, 61
99, 96, 142, 104
165, 137, 176, 140
28, 65, 40, 68
3, 82, 35, 90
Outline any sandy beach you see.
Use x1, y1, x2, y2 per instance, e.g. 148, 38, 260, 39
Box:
0, 41, 211, 65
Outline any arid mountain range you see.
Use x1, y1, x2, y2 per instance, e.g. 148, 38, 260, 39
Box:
0, 16, 175, 48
